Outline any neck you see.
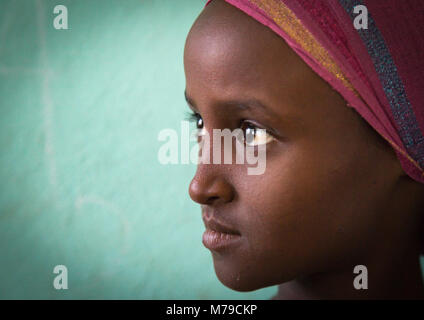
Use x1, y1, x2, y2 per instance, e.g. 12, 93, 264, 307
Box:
273, 249, 424, 300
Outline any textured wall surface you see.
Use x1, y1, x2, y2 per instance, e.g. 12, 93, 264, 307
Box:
0, 0, 276, 299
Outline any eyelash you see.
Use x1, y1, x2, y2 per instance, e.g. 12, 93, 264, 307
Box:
185, 111, 202, 126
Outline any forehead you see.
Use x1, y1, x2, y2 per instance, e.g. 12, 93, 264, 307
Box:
184, 1, 295, 95
183, 1, 327, 116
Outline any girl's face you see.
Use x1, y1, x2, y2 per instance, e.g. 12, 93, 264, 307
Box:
184, 0, 404, 291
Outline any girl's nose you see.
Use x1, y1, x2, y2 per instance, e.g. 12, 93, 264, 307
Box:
188, 165, 235, 206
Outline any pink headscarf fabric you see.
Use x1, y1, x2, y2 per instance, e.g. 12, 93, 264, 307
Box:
206, 0, 424, 184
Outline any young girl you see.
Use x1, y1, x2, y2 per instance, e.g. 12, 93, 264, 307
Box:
184, 0, 424, 299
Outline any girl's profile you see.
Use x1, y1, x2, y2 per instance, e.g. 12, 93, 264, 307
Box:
183, 0, 424, 299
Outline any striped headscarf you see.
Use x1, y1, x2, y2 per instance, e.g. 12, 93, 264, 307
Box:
206, 0, 424, 184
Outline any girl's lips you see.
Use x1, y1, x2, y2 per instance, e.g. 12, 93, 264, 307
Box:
201, 213, 241, 251
202, 229, 242, 251
201, 213, 240, 235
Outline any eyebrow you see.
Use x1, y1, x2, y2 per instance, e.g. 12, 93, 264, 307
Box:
184, 90, 278, 118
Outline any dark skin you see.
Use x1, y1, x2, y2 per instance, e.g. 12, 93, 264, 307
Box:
184, 0, 424, 299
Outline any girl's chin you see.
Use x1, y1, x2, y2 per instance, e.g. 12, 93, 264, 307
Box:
212, 260, 293, 292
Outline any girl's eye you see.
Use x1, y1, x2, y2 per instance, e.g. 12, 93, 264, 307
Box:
186, 111, 204, 129
240, 121, 275, 146
186, 111, 205, 137
194, 114, 204, 130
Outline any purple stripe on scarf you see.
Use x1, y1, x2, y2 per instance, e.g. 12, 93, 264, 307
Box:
338, 0, 424, 168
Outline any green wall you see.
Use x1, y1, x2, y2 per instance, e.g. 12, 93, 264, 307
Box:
0, 0, 276, 299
